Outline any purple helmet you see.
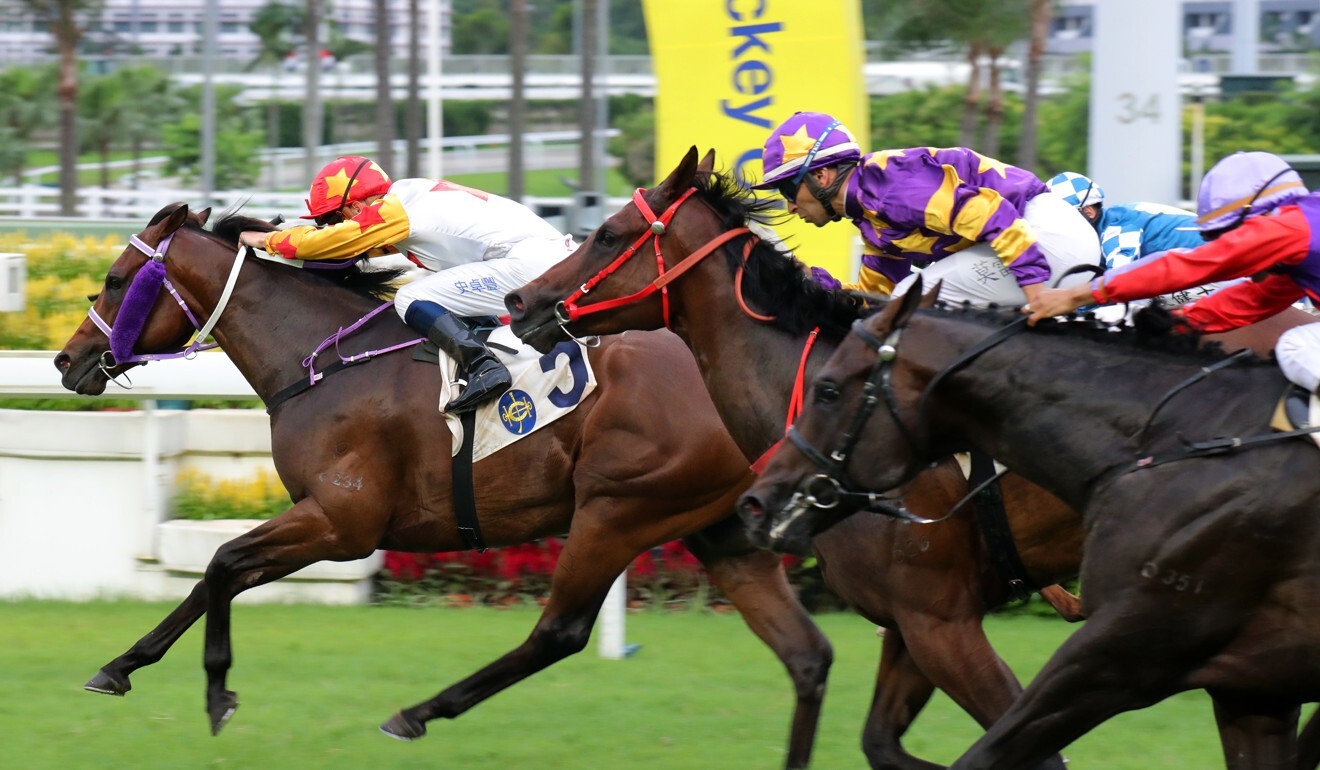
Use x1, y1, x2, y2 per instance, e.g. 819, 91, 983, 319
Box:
1196, 151, 1308, 232
753, 111, 863, 190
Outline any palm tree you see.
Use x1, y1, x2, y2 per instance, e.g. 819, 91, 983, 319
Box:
302, 0, 323, 181
508, 0, 527, 199
77, 71, 125, 190
248, 2, 306, 188
1016, 0, 1054, 170
373, 0, 394, 172
19, 0, 102, 215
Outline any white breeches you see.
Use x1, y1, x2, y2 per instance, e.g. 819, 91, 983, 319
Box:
1276, 321, 1320, 392
394, 236, 576, 319
891, 191, 1103, 307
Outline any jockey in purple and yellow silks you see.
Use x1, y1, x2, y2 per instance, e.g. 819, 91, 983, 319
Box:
1027, 152, 1320, 394
239, 156, 576, 414
753, 111, 1102, 307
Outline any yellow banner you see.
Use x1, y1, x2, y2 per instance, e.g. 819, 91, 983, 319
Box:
642, 0, 868, 279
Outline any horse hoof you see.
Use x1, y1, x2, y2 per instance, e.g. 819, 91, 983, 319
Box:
208, 691, 239, 736
379, 711, 427, 741
84, 669, 131, 696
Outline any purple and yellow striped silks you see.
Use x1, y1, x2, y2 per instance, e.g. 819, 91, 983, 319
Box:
845, 147, 1052, 289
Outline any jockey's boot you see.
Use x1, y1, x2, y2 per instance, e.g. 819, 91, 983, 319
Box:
427, 312, 512, 414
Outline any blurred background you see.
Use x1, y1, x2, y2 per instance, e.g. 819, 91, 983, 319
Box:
1, 4, 1319, 766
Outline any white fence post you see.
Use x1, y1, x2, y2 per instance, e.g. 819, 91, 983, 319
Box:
597, 571, 637, 659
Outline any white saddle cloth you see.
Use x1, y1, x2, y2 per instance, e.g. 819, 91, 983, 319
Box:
439, 325, 597, 461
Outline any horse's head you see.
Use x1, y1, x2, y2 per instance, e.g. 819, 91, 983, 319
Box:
53, 203, 212, 395
739, 279, 945, 554
507, 146, 718, 352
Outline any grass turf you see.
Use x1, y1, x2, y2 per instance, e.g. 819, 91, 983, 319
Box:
0, 601, 1242, 769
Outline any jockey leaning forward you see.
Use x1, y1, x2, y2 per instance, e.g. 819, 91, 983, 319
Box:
752, 111, 1102, 307
239, 156, 576, 414
1026, 151, 1320, 393
1047, 170, 1240, 310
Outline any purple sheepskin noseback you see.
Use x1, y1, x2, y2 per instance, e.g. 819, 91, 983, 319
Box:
109, 258, 167, 364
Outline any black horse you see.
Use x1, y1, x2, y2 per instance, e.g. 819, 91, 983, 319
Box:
743, 280, 1320, 769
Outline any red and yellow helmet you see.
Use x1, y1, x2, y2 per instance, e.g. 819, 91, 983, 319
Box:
303, 156, 392, 219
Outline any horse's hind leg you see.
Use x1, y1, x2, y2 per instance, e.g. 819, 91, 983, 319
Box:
683, 520, 832, 770
1210, 691, 1299, 770
84, 581, 210, 696
381, 521, 641, 740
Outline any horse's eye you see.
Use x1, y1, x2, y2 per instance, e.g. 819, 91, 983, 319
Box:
105, 275, 123, 291
595, 229, 617, 249
813, 380, 841, 405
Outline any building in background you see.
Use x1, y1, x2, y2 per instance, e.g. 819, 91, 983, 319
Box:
0, 0, 451, 63
1050, 0, 1319, 55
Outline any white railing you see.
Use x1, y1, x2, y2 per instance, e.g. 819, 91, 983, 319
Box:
0, 349, 630, 649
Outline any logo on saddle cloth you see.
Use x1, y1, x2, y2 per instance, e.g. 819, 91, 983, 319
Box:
498, 389, 537, 434
443, 325, 597, 461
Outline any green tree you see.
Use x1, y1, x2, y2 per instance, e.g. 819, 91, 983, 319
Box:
607, 104, 654, 187
0, 64, 56, 183
452, 0, 508, 54
77, 71, 125, 190
247, 1, 305, 183
163, 86, 263, 189
17, 0, 104, 214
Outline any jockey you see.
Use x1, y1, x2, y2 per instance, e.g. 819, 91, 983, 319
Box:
1026, 151, 1320, 392
239, 156, 576, 414
1047, 170, 1238, 308
753, 111, 1102, 307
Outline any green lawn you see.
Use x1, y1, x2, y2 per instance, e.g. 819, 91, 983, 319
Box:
0, 601, 1249, 769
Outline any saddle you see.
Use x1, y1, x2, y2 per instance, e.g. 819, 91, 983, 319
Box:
413, 320, 598, 551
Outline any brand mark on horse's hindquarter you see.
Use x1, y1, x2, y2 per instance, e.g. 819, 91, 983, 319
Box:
318, 471, 364, 492
1140, 561, 1204, 593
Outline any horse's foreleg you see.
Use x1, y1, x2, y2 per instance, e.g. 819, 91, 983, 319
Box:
1210, 690, 1299, 770
948, 609, 1186, 770
684, 525, 832, 770
381, 520, 638, 741
858, 627, 943, 770
201, 498, 359, 735
899, 613, 1066, 770
84, 580, 210, 696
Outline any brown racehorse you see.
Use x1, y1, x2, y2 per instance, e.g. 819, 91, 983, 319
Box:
52, 203, 835, 768
744, 283, 1320, 769
508, 148, 1088, 770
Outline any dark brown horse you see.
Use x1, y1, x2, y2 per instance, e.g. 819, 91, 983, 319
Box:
507, 148, 1086, 770
52, 203, 834, 768
744, 282, 1320, 769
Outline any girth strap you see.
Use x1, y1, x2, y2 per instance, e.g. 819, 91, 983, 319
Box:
452, 409, 487, 552
968, 452, 1035, 602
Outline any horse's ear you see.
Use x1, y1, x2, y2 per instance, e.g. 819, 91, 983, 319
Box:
196, 207, 212, 226
161, 204, 190, 236
919, 279, 942, 309
657, 146, 700, 194
698, 149, 716, 174
892, 274, 925, 328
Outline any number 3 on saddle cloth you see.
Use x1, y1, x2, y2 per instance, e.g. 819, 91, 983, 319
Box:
418, 323, 597, 461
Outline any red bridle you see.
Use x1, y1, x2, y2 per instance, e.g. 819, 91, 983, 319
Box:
553, 186, 761, 329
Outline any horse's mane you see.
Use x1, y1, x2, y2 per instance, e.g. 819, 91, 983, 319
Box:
170, 207, 407, 303
925, 302, 1266, 365
692, 171, 866, 337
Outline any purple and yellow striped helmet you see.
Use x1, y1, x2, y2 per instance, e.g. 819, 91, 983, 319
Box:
753, 111, 862, 191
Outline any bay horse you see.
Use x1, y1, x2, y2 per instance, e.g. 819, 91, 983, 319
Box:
742, 281, 1320, 769
52, 203, 835, 768
507, 147, 1085, 770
